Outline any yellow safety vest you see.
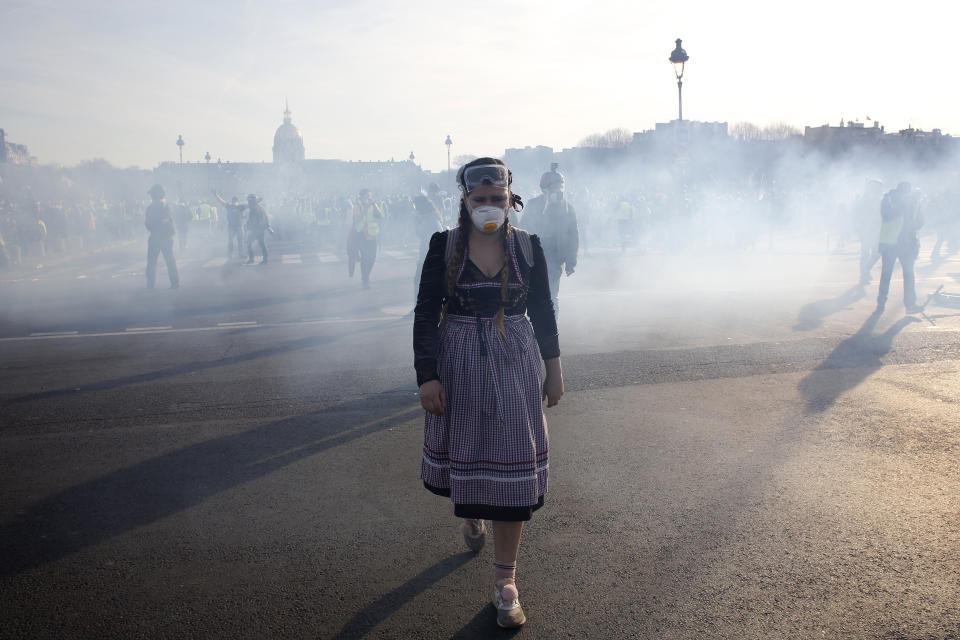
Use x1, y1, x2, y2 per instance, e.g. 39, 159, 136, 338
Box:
354, 204, 380, 237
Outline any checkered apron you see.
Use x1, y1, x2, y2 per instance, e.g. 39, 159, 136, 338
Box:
421, 310, 549, 508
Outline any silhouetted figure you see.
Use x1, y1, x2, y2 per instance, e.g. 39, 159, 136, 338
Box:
215, 192, 246, 261
521, 165, 579, 317
144, 184, 179, 289
876, 182, 923, 312
245, 194, 269, 265
347, 188, 382, 288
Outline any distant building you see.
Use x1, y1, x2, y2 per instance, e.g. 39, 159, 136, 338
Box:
633, 119, 729, 148
152, 102, 426, 200
503, 145, 556, 187
804, 120, 885, 146
0, 128, 32, 165
272, 101, 305, 164
802, 119, 957, 158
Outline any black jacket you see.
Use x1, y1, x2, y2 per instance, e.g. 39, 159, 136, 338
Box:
145, 201, 176, 237
413, 229, 560, 386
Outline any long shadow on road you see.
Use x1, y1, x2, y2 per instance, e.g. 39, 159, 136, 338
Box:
0, 388, 422, 579
798, 311, 919, 414
3, 320, 403, 406
329, 552, 477, 640
792, 285, 865, 332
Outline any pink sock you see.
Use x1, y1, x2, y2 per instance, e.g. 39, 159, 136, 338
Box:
494, 560, 517, 599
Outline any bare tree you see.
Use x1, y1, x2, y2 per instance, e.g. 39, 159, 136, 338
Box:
761, 121, 802, 140
578, 127, 633, 148
730, 121, 763, 141
732, 121, 801, 141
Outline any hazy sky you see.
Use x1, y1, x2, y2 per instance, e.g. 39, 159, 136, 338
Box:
2, 0, 958, 171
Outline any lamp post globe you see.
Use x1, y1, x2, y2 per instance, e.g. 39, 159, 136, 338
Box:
668, 39, 689, 121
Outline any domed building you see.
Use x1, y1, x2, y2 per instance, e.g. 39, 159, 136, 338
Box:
272, 101, 305, 163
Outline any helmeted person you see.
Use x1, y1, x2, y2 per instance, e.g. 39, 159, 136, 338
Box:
519, 164, 579, 317
144, 184, 180, 289
245, 194, 270, 265
876, 181, 924, 313
347, 188, 383, 288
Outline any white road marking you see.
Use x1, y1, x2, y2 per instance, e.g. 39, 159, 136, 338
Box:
125, 326, 173, 332
281, 254, 301, 264
202, 257, 228, 268
2, 316, 399, 343
217, 321, 258, 327
317, 254, 339, 263
380, 305, 411, 317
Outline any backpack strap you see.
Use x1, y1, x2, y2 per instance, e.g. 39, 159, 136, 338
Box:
512, 227, 534, 268
444, 227, 458, 266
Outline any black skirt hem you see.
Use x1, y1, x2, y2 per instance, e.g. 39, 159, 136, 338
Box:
423, 481, 544, 521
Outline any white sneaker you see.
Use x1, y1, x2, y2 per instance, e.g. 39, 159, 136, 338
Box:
459, 519, 486, 553
491, 580, 526, 628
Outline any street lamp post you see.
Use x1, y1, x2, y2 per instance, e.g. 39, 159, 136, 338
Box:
444, 134, 452, 178
176, 134, 185, 166
669, 39, 689, 121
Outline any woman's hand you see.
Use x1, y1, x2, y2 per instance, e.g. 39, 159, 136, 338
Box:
419, 379, 446, 416
542, 358, 564, 407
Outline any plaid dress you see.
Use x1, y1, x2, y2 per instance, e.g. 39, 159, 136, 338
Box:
417, 230, 556, 520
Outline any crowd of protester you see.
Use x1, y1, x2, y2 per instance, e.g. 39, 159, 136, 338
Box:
0, 194, 144, 267
1, 164, 957, 270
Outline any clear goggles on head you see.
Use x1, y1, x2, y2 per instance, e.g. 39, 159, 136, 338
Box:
459, 164, 510, 193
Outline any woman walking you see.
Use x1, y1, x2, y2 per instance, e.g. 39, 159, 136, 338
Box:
413, 158, 564, 628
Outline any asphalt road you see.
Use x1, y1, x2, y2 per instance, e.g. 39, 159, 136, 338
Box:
1, 234, 959, 639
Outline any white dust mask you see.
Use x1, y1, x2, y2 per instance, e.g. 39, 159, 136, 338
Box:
470, 205, 506, 233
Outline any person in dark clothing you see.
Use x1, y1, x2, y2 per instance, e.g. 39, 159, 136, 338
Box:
215, 191, 247, 261
414, 158, 563, 629
244, 194, 269, 265
876, 182, 924, 313
144, 184, 179, 289
519, 165, 579, 318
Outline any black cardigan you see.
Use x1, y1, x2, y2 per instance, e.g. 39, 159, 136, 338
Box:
413, 229, 560, 386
